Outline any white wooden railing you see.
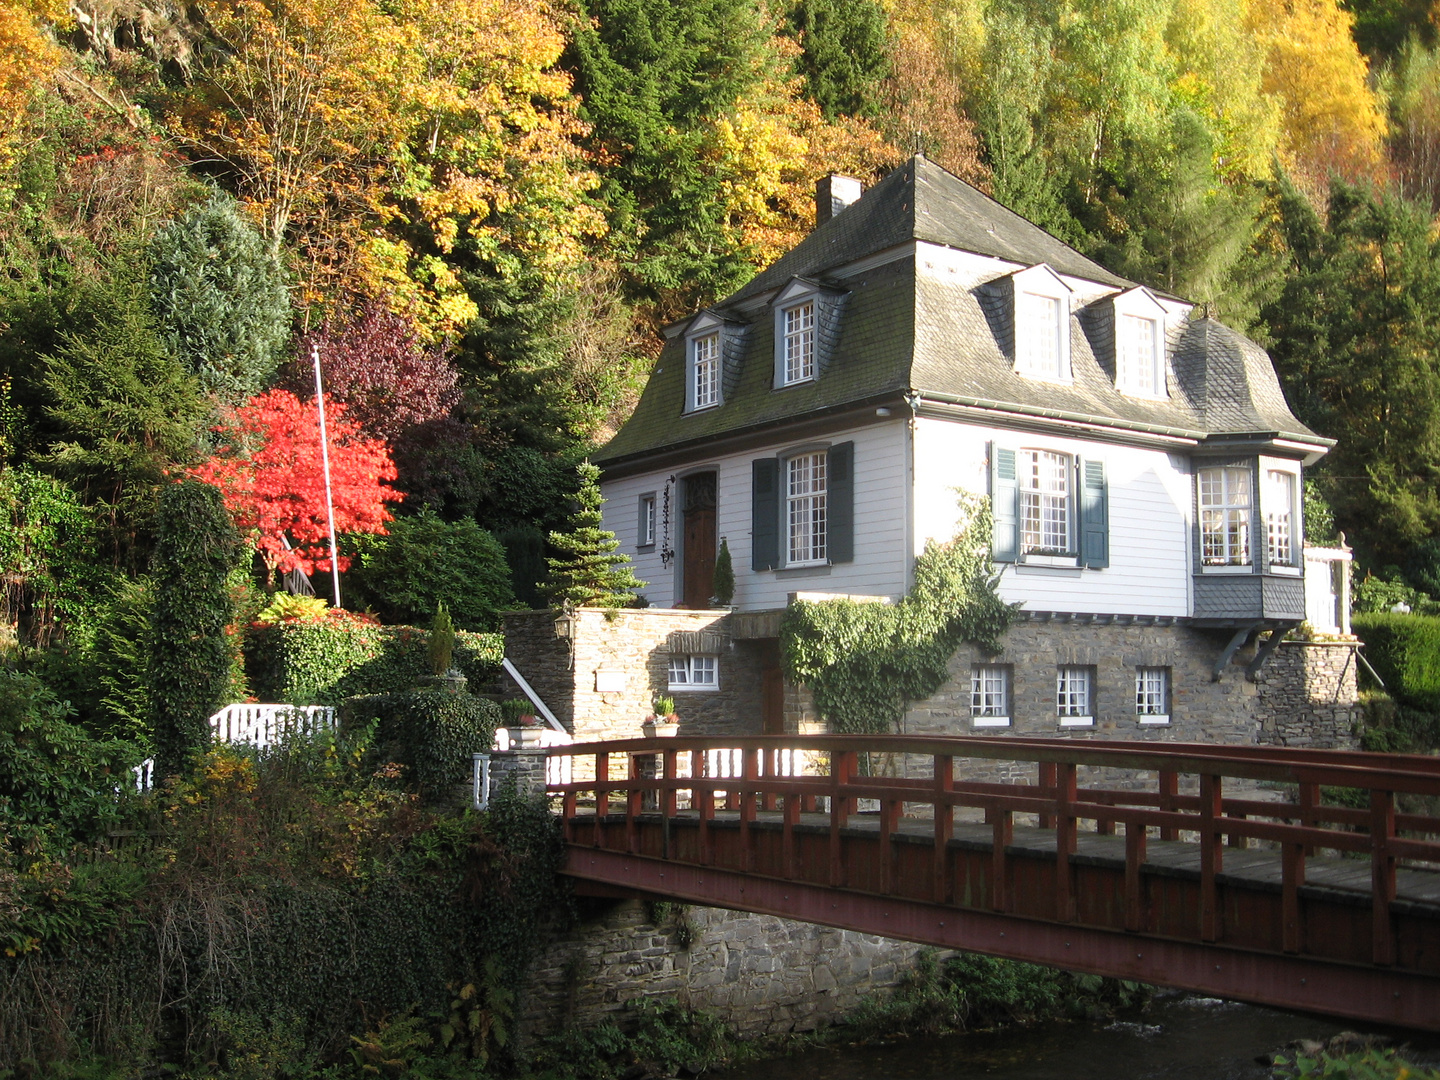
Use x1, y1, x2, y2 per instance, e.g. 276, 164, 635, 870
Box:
132, 704, 339, 790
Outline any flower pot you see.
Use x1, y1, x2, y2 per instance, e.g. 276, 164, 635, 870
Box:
504, 725, 549, 749
642, 717, 680, 738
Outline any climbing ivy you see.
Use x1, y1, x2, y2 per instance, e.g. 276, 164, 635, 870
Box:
780, 494, 1016, 734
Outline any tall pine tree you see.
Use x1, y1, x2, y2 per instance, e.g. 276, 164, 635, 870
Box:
544, 462, 645, 607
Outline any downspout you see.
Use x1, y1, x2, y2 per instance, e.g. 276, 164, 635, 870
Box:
904, 391, 921, 595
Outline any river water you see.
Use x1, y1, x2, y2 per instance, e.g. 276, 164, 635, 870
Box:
714, 994, 1440, 1080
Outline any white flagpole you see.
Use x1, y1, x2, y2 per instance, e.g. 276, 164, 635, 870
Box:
311, 341, 342, 609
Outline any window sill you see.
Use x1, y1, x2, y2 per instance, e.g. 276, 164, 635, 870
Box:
1138, 714, 1170, 726
668, 684, 719, 693
775, 561, 831, 579
1200, 564, 1254, 575
776, 378, 816, 390
685, 403, 721, 414
1014, 369, 1073, 386
1268, 564, 1302, 577
636, 544, 655, 554
1022, 552, 1079, 568
1058, 716, 1094, 728
1117, 387, 1168, 401
971, 716, 1011, 728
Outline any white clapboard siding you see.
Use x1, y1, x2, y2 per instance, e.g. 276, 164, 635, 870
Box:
912, 417, 1192, 617
601, 419, 910, 610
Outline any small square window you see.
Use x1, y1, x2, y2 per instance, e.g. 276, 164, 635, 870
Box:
669, 655, 718, 691
637, 494, 656, 548
1136, 667, 1170, 724
970, 664, 1011, 727
1056, 666, 1094, 727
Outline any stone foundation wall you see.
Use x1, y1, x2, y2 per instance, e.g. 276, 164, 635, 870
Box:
503, 609, 764, 741
1255, 640, 1360, 748
519, 899, 925, 1040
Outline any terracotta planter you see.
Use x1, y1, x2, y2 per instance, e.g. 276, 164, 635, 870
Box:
641, 717, 680, 738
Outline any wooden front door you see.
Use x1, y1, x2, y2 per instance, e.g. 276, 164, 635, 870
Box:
681, 473, 717, 609
760, 640, 785, 734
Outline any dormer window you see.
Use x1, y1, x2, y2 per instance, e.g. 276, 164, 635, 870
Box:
683, 311, 730, 413
692, 333, 720, 409
782, 301, 815, 384
1007, 264, 1072, 383
1111, 287, 1168, 398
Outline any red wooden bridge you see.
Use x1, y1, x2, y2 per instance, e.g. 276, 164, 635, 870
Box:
546, 736, 1440, 1031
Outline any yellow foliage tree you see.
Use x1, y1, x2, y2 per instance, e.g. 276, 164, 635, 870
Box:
1246, 0, 1389, 195
0, 0, 63, 165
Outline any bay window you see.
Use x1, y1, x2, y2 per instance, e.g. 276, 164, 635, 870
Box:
1199, 466, 1252, 566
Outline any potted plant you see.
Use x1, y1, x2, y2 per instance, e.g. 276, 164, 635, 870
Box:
500, 698, 546, 747
710, 537, 734, 608
642, 695, 679, 737
419, 605, 467, 693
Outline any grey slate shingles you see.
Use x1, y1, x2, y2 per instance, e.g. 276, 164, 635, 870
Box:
595, 156, 1325, 467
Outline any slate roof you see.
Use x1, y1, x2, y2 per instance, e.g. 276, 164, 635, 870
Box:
595, 157, 1326, 467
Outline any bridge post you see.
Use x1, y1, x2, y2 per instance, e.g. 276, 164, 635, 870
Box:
1200, 773, 1223, 941
1372, 789, 1397, 966
933, 755, 954, 904
1055, 762, 1077, 922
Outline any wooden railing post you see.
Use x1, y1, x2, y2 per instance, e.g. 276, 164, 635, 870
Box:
1299, 781, 1319, 856
830, 750, 854, 888
880, 797, 899, 894
1038, 761, 1058, 830
698, 768, 715, 867
991, 805, 1012, 912
783, 782, 801, 880
1124, 821, 1147, 933
626, 753, 642, 854
1200, 772, 1223, 942
1055, 762, 1077, 922
762, 749, 778, 812
662, 748, 676, 861
933, 755, 954, 904
594, 751, 610, 849
1159, 770, 1179, 841
740, 748, 759, 873
1372, 788, 1397, 966
1282, 840, 1306, 954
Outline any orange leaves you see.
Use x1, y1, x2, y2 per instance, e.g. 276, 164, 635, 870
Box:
190, 390, 400, 576
0, 0, 64, 157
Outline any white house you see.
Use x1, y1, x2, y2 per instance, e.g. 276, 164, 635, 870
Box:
587, 157, 1353, 743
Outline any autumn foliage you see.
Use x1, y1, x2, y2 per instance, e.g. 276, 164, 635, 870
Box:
191, 390, 400, 577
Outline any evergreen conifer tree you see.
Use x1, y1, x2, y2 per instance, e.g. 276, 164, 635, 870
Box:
150, 479, 240, 775
544, 461, 645, 607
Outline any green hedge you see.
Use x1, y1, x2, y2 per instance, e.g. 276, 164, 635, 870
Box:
340, 690, 501, 797
1352, 612, 1440, 713
246, 613, 503, 705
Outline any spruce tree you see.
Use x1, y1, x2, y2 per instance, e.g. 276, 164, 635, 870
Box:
544, 462, 645, 607
150, 479, 240, 775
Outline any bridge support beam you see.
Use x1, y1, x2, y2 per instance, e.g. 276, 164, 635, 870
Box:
563, 848, 1440, 1032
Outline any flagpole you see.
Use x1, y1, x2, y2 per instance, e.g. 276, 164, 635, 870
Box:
311, 342, 342, 609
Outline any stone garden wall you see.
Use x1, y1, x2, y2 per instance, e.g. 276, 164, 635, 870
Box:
518, 898, 926, 1041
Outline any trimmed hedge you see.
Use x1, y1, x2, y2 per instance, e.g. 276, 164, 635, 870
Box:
1353, 613, 1440, 713
246, 612, 503, 705
340, 690, 501, 796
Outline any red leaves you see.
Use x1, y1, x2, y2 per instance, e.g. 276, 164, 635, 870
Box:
191, 390, 400, 575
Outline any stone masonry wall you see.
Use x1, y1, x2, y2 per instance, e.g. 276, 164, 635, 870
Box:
503, 609, 764, 741
1255, 640, 1360, 748
519, 899, 926, 1041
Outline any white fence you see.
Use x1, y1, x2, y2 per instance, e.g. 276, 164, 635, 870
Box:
132, 703, 339, 790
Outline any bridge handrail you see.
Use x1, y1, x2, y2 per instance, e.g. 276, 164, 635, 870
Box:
548, 734, 1440, 972
547, 734, 1440, 796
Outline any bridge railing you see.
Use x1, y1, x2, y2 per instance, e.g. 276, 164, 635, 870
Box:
547, 735, 1440, 967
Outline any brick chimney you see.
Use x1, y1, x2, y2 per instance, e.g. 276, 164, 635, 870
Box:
816, 174, 863, 226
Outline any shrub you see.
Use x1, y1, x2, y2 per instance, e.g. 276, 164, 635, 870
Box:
1353, 612, 1440, 712
345, 509, 516, 630
246, 611, 503, 705
0, 670, 141, 845
341, 691, 501, 797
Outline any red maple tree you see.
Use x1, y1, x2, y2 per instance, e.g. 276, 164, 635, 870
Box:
191, 389, 400, 577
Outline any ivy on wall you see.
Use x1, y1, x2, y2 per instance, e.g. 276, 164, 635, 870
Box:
780, 494, 1016, 734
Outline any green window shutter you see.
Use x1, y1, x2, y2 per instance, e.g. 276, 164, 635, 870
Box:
827, 441, 854, 563
752, 458, 780, 570
990, 443, 1019, 562
1079, 458, 1109, 568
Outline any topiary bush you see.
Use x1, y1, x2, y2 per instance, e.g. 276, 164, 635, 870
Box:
340, 691, 501, 797
1353, 612, 1440, 713
246, 612, 503, 705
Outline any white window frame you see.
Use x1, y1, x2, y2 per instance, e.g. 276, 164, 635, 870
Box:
1056, 666, 1094, 727
1135, 667, 1170, 725
1011, 264, 1072, 383
691, 332, 720, 410
1265, 467, 1299, 571
668, 654, 718, 691
1020, 449, 1071, 555
1199, 465, 1253, 568
637, 493, 656, 549
781, 301, 816, 385
786, 450, 827, 566
1112, 288, 1168, 398
970, 664, 1011, 728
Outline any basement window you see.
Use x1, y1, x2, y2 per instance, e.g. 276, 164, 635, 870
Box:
669, 655, 718, 691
